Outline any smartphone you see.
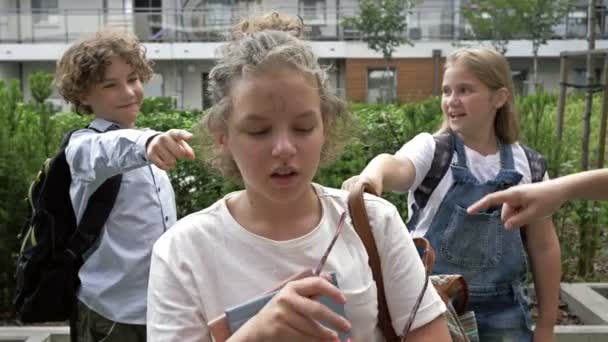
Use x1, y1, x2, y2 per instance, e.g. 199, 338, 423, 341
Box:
209, 272, 350, 341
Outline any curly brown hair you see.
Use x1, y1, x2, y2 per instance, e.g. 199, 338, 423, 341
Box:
55, 29, 153, 114
199, 12, 353, 183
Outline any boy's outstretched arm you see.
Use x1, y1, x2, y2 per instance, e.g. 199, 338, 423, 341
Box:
341, 153, 416, 195
67, 128, 192, 182
467, 169, 608, 229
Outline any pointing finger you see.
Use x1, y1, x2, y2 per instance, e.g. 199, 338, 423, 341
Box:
467, 191, 510, 214
178, 139, 196, 160
168, 129, 193, 142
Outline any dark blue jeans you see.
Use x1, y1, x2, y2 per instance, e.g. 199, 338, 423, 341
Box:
470, 290, 533, 342
76, 300, 146, 342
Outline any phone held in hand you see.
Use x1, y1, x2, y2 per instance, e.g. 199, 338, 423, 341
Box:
208, 271, 350, 342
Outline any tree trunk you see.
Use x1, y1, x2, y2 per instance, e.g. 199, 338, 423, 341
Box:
597, 54, 608, 169
582, 0, 596, 173
532, 45, 539, 94
554, 54, 568, 177
578, 0, 597, 278
384, 59, 393, 103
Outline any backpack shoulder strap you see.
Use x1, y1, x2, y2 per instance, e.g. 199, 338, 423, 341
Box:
65, 124, 123, 259
67, 175, 122, 257
520, 144, 548, 183
516, 145, 547, 251
60, 125, 101, 151
59, 129, 79, 150
413, 132, 454, 211
347, 181, 399, 342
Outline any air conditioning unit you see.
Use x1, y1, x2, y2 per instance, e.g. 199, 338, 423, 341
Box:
409, 27, 421, 40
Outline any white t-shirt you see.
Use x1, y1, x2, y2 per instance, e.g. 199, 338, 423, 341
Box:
147, 184, 446, 342
396, 132, 548, 237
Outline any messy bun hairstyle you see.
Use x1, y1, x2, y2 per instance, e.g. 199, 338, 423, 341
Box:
230, 11, 304, 40
198, 12, 352, 182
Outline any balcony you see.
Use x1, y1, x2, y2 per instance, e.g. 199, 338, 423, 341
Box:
0, 5, 607, 44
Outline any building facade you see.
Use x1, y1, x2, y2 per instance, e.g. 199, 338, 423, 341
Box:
0, 0, 607, 110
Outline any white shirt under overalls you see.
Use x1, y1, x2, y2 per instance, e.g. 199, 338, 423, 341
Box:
395, 132, 548, 238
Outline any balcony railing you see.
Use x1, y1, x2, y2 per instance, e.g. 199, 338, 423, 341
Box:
0, 5, 607, 44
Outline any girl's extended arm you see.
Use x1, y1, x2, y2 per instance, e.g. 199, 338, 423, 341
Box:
524, 218, 561, 342
554, 169, 608, 201
468, 169, 608, 229
342, 153, 416, 195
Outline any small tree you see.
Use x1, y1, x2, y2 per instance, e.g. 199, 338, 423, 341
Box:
461, 0, 521, 54
342, 0, 416, 102
517, 0, 576, 91
0, 80, 28, 312
29, 71, 53, 104
28, 71, 56, 156
463, 0, 576, 91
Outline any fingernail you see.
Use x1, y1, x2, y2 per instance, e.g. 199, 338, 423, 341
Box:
343, 319, 352, 331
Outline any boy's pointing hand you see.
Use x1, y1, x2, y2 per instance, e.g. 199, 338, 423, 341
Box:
147, 129, 196, 170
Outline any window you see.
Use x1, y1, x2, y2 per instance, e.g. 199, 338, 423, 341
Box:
205, 0, 230, 28
367, 69, 396, 103
298, 0, 326, 23
299, 0, 327, 39
32, 0, 59, 25
198, 0, 231, 39
511, 70, 528, 97
135, 0, 162, 10
566, 9, 587, 38
134, 0, 163, 38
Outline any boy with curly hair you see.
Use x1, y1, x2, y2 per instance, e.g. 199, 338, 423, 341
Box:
56, 29, 194, 342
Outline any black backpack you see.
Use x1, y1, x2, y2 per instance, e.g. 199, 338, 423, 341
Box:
14, 126, 122, 323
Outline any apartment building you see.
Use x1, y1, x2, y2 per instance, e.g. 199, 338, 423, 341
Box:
0, 0, 607, 110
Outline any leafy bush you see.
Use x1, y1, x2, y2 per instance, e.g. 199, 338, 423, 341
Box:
316, 98, 442, 214
139, 96, 180, 116
1, 73, 608, 317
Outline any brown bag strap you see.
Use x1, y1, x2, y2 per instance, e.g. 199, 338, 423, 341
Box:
413, 237, 435, 274
347, 180, 400, 342
430, 275, 469, 315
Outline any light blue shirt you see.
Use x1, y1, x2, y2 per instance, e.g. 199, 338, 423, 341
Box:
66, 118, 177, 324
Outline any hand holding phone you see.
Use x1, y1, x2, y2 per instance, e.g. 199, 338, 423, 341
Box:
209, 273, 351, 342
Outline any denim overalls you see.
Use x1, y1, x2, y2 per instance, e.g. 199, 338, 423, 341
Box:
421, 134, 533, 341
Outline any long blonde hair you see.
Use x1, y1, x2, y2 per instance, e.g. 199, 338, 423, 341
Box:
439, 47, 519, 143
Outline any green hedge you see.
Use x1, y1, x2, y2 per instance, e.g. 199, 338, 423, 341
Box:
1, 81, 607, 316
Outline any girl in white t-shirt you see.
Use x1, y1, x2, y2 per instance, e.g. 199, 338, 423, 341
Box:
146, 12, 449, 342
343, 47, 561, 342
